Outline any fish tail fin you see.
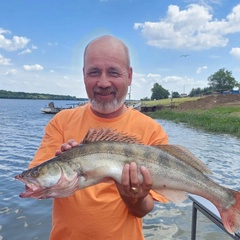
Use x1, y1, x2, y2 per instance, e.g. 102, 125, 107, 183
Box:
219, 190, 240, 235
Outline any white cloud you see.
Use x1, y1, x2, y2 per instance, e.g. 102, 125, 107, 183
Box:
0, 54, 11, 65
184, 0, 222, 9
18, 44, 38, 55
196, 65, 208, 74
0, 28, 30, 51
146, 73, 161, 78
4, 69, 17, 76
32, 45, 38, 50
23, 64, 44, 71
134, 4, 240, 50
0, 28, 10, 35
1, 65, 85, 98
48, 42, 58, 46
131, 71, 208, 99
18, 48, 32, 55
230, 47, 240, 58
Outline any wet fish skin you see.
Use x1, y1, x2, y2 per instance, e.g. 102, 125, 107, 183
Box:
15, 128, 240, 235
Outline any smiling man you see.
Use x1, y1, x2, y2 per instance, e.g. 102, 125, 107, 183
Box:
29, 35, 168, 240
83, 36, 132, 118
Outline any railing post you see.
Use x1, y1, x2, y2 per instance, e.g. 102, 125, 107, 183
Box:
191, 203, 197, 240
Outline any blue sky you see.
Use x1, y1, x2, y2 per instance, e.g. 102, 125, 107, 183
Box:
0, 0, 240, 100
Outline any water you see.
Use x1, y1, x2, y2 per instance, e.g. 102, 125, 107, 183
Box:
0, 99, 239, 240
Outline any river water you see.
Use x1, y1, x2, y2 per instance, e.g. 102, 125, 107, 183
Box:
0, 99, 239, 240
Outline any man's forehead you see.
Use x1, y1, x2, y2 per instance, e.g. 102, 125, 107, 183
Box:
86, 45, 125, 59
85, 52, 127, 67
85, 60, 123, 70
85, 39, 126, 58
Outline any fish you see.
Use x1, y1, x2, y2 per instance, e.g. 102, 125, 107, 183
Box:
15, 128, 240, 235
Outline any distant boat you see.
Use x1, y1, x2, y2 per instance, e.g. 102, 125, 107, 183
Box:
41, 101, 83, 114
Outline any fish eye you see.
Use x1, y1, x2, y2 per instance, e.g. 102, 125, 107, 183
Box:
30, 169, 39, 178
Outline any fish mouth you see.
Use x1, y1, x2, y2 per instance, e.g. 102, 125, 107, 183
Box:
20, 185, 42, 198
15, 171, 80, 199
15, 175, 48, 199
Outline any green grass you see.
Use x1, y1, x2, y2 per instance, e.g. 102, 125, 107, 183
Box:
146, 106, 240, 137
141, 97, 200, 107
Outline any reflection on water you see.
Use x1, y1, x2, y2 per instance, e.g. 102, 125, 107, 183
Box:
144, 203, 190, 240
0, 99, 239, 239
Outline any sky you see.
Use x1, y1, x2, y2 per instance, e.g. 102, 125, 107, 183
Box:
0, 0, 240, 100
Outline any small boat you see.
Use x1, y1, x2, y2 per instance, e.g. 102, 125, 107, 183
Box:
41, 102, 77, 114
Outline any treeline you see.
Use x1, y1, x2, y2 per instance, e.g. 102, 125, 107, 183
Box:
142, 68, 239, 100
188, 87, 213, 97
0, 90, 87, 101
189, 68, 239, 97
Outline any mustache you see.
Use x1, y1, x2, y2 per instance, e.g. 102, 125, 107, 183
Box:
93, 87, 117, 96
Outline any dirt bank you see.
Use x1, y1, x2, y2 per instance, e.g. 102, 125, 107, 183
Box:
177, 94, 240, 111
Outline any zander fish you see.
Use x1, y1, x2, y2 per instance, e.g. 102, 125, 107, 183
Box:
15, 128, 240, 235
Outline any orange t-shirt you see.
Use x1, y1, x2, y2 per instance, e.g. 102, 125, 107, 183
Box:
29, 103, 168, 240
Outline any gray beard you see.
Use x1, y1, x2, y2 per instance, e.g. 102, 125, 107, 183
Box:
89, 94, 127, 114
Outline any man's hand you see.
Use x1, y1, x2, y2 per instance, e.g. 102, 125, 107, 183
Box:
115, 162, 154, 218
55, 139, 78, 156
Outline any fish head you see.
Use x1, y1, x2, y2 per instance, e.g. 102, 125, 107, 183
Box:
15, 161, 80, 199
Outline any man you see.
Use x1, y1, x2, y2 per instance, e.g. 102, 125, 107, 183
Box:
29, 35, 168, 239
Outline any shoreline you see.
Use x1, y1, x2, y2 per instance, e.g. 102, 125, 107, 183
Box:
146, 106, 240, 138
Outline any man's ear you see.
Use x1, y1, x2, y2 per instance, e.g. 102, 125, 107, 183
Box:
128, 67, 133, 86
83, 67, 86, 84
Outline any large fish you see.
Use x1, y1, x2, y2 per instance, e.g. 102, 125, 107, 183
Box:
15, 128, 240, 235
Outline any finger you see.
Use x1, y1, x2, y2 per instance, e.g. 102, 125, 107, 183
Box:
55, 150, 62, 156
140, 166, 153, 190
67, 139, 78, 147
60, 143, 72, 152
130, 162, 139, 188
121, 164, 130, 191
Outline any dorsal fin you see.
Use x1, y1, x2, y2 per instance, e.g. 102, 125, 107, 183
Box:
153, 144, 212, 174
81, 128, 143, 144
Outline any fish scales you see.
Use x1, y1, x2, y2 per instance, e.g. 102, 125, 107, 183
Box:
40, 140, 234, 205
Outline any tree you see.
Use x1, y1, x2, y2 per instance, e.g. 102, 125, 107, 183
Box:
208, 68, 238, 92
172, 91, 181, 98
151, 83, 170, 100
140, 97, 150, 101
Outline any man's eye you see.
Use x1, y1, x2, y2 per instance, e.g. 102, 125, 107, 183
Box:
109, 71, 120, 77
88, 71, 99, 76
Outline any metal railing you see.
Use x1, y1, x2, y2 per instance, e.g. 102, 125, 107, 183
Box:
189, 195, 240, 240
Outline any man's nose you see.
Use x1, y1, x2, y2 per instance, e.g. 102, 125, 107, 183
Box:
97, 73, 111, 88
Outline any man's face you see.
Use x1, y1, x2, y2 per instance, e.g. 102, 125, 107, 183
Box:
83, 39, 132, 115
